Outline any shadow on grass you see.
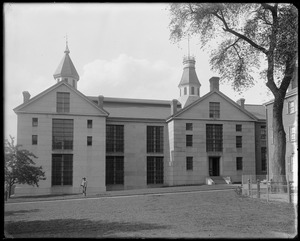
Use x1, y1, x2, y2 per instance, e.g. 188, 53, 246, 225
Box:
5, 218, 171, 238
5, 209, 40, 217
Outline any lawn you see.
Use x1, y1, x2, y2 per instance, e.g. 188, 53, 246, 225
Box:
4, 189, 297, 238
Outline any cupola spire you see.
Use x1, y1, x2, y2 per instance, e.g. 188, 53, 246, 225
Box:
177, 37, 201, 108
53, 38, 79, 89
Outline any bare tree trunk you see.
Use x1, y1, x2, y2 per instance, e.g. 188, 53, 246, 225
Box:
270, 95, 287, 193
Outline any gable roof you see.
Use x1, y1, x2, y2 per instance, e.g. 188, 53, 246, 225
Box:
167, 90, 259, 122
14, 81, 109, 116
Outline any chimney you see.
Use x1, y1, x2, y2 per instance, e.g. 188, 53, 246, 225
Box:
209, 77, 220, 91
171, 99, 178, 115
22, 91, 31, 103
98, 95, 104, 109
237, 98, 245, 109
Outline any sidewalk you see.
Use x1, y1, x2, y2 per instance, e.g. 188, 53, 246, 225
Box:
5, 184, 238, 204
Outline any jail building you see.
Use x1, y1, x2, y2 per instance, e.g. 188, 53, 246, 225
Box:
13, 44, 266, 195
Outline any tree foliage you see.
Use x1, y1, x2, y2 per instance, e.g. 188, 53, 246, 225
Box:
5, 136, 46, 197
168, 3, 297, 93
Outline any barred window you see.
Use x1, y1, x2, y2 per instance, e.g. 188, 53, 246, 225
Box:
32, 118, 38, 127
206, 124, 223, 152
186, 157, 193, 170
87, 136, 92, 146
106, 156, 124, 185
56, 92, 70, 113
52, 119, 73, 150
106, 125, 124, 153
87, 120, 93, 128
236, 136, 242, 148
147, 156, 164, 184
236, 157, 243, 170
209, 102, 220, 118
52, 154, 73, 186
186, 123, 193, 131
32, 135, 38, 145
186, 135, 193, 147
236, 124, 242, 132
147, 126, 163, 153
289, 126, 296, 142
260, 126, 266, 140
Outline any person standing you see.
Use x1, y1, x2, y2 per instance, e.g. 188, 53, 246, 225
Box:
81, 177, 88, 197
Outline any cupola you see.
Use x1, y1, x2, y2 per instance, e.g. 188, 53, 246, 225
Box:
177, 55, 201, 108
53, 40, 79, 89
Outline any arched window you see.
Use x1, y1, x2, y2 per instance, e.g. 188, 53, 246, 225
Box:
184, 87, 187, 95
191, 87, 195, 95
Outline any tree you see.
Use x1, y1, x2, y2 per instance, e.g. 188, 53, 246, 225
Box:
5, 136, 46, 198
168, 3, 298, 190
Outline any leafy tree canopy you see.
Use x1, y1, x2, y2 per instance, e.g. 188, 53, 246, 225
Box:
168, 3, 298, 93
5, 136, 46, 196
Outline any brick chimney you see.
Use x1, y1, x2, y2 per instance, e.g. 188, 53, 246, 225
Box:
237, 98, 245, 109
209, 77, 220, 91
98, 95, 104, 109
171, 99, 178, 115
22, 91, 31, 103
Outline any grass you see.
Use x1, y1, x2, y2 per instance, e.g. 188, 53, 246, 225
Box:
4, 189, 297, 238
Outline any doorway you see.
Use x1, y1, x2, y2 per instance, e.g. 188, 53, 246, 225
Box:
209, 157, 220, 176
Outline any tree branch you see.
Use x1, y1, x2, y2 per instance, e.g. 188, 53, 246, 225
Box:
213, 10, 269, 55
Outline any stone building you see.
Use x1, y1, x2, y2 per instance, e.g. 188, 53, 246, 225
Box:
13, 44, 266, 195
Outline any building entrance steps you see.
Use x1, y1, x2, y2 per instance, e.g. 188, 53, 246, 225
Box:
209, 176, 228, 184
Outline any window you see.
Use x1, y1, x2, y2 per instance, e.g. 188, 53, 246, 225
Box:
288, 155, 294, 173
56, 92, 70, 113
260, 126, 266, 140
289, 126, 296, 142
206, 124, 223, 152
32, 135, 38, 145
52, 119, 74, 150
186, 157, 193, 170
106, 125, 124, 153
191, 86, 195, 95
87, 120, 93, 128
236, 157, 243, 170
186, 123, 193, 131
236, 124, 242, 132
32, 118, 38, 127
147, 126, 164, 153
52, 154, 73, 186
147, 157, 164, 184
288, 101, 295, 114
184, 87, 187, 95
186, 135, 193, 147
106, 156, 124, 185
261, 147, 267, 172
87, 136, 92, 146
197, 88, 200, 96
236, 136, 242, 148
209, 102, 220, 118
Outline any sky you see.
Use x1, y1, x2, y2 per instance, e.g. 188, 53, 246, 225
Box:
4, 3, 273, 139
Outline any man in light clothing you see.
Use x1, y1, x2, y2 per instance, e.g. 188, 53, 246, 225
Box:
81, 177, 88, 197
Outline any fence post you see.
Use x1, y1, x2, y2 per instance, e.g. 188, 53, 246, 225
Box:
287, 181, 292, 203
248, 179, 251, 196
267, 181, 270, 202
257, 179, 260, 198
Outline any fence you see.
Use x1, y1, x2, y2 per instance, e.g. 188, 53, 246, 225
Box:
241, 175, 298, 204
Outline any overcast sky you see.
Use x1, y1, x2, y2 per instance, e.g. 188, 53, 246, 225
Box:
4, 3, 272, 139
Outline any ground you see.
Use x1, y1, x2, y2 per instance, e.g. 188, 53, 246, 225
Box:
4, 187, 297, 238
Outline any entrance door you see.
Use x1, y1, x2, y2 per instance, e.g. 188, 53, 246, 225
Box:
209, 157, 220, 176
